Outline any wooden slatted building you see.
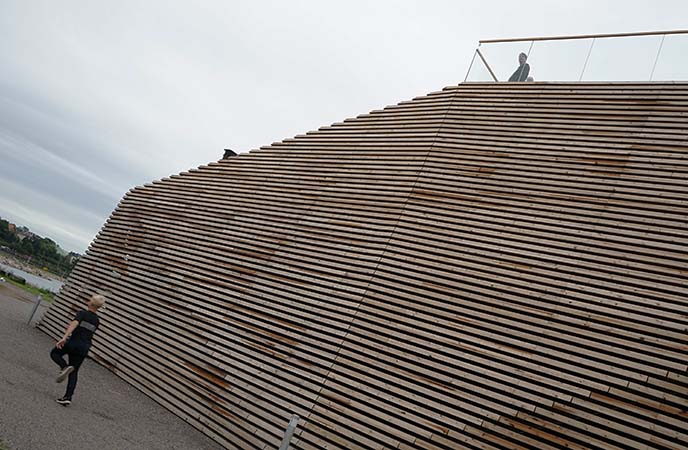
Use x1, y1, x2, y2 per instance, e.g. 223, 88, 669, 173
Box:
39, 82, 688, 450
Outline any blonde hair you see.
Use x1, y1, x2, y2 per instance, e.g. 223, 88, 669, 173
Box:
90, 294, 106, 309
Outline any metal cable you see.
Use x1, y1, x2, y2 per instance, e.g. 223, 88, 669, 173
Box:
649, 34, 666, 81
579, 37, 596, 81
464, 48, 479, 82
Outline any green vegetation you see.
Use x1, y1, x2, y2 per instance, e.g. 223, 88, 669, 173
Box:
8, 279, 54, 302
0, 439, 9, 450
0, 218, 79, 277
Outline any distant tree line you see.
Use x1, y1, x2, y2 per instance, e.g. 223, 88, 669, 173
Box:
0, 218, 80, 277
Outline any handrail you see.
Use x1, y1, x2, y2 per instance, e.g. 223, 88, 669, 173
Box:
479, 29, 688, 44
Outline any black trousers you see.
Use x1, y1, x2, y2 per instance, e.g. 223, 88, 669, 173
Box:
50, 340, 89, 399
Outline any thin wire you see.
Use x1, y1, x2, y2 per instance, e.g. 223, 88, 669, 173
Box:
464, 48, 478, 82
649, 34, 666, 81
579, 38, 596, 81
526, 40, 535, 79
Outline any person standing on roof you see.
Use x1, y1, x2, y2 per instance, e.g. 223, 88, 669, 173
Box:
50, 293, 105, 406
508, 52, 530, 82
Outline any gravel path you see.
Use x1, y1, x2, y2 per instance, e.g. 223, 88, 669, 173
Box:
0, 282, 222, 450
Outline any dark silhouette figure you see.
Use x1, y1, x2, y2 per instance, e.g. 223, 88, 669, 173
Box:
508, 52, 530, 82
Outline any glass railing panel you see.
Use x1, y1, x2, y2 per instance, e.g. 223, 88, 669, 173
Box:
463, 31, 688, 83
518, 39, 592, 82
582, 35, 661, 81
650, 34, 688, 81
469, 41, 531, 82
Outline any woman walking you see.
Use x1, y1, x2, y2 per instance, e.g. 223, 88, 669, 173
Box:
50, 293, 105, 406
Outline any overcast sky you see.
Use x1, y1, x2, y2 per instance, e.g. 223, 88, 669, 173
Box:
1, 0, 686, 253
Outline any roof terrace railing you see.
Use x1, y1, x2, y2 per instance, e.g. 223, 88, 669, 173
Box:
464, 29, 688, 83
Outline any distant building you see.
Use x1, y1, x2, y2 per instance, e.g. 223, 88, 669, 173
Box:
15, 229, 37, 241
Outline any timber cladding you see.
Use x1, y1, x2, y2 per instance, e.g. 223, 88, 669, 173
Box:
39, 82, 687, 450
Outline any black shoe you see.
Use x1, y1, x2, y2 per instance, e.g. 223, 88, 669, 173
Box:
56, 397, 71, 406
56, 366, 75, 383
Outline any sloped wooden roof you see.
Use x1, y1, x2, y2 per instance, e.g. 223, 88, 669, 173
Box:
40, 82, 688, 450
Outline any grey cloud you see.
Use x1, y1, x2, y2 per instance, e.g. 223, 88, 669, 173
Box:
1, 0, 687, 252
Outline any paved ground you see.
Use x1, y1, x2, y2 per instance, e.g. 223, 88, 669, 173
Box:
0, 282, 222, 450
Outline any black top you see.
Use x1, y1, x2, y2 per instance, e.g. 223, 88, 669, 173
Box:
508, 63, 530, 82
70, 309, 100, 343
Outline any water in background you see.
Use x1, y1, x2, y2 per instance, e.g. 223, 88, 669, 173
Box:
0, 263, 63, 293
